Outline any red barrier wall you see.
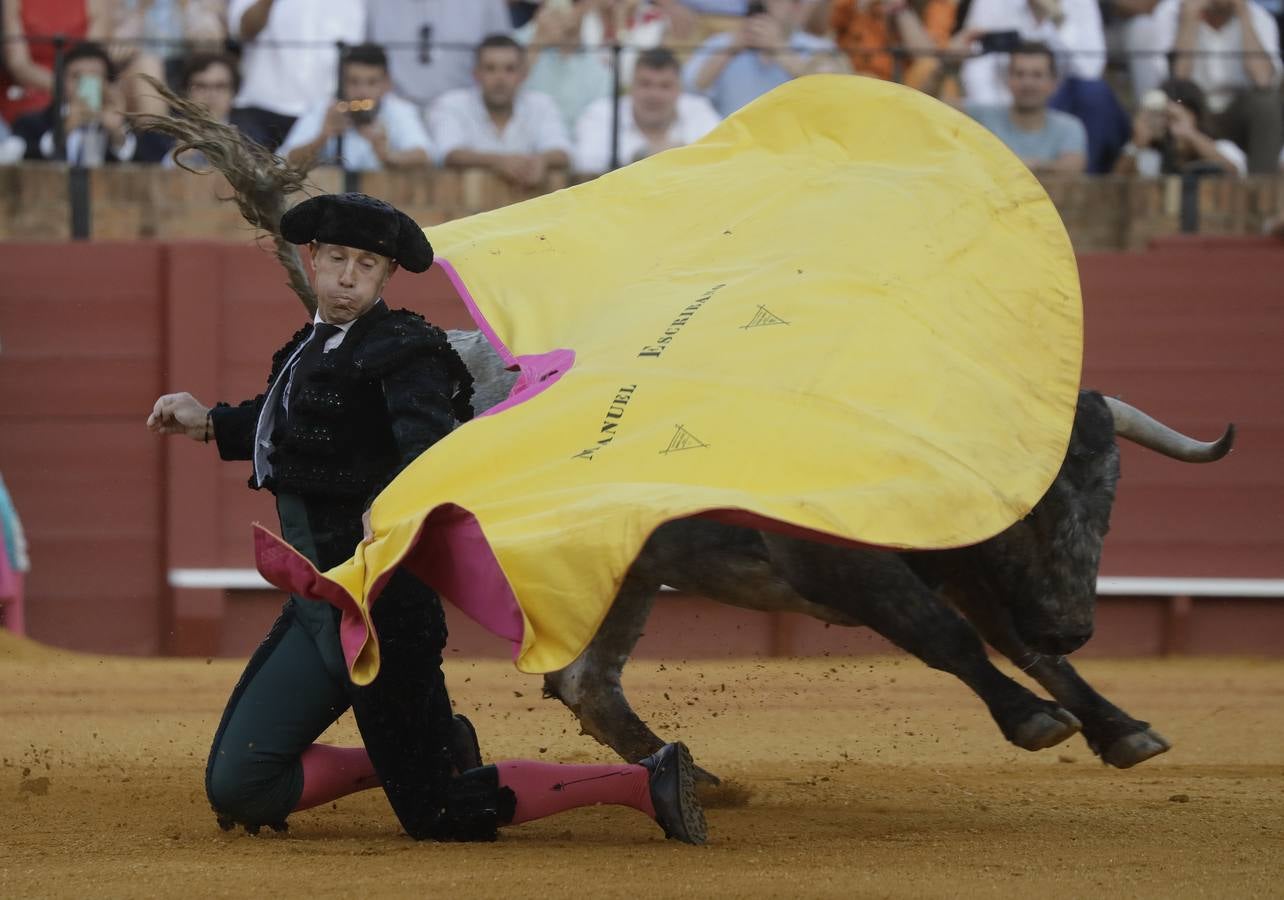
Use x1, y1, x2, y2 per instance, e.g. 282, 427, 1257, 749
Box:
1, 238, 1281, 657
0, 245, 167, 653
1080, 238, 1284, 578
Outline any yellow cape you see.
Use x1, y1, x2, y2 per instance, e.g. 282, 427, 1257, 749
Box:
256, 75, 1082, 682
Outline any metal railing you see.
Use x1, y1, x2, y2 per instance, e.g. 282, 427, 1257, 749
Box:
3, 33, 1280, 240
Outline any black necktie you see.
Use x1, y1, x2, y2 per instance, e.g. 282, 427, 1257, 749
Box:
285, 323, 342, 418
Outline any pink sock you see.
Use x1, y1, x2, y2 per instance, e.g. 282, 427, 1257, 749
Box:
295, 744, 381, 812
495, 760, 656, 826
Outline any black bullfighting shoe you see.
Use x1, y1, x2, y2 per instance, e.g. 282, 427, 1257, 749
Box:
639, 742, 708, 845
449, 714, 484, 772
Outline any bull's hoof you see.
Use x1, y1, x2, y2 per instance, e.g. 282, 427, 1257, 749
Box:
1101, 728, 1171, 769
1012, 708, 1082, 751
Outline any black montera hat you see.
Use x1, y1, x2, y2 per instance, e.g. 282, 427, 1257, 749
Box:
280, 192, 434, 273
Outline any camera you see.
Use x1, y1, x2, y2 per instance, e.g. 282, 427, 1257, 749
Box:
978, 31, 1021, 54
746, 1, 767, 15
342, 98, 379, 126
1139, 89, 1172, 148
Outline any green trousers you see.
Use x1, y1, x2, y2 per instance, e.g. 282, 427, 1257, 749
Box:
203, 495, 470, 835
203, 495, 354, 826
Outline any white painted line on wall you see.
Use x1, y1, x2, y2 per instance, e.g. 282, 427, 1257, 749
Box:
1096, 577, 1284, 597
169, 569, 1284, 598
170, 568, 271, 589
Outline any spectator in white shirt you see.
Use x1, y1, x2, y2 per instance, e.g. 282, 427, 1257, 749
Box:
573, 47, 722, 174
1153, 0, 1282, 173
428, 35, 572, 188
227, 0, 368, 151
960, 0, 1131, 171
366, 0, 513, 110
279, 44, 434, 172
1111, 0, 1173, 101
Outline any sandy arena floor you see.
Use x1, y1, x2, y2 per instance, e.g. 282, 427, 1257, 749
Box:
1, 632, 1281, 898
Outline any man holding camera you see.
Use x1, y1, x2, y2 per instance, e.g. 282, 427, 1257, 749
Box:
280, 43, 434, 172
1115, 78, 1248, 175
1151, 0, 1283, 174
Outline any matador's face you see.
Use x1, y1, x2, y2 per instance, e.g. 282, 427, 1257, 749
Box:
309, 242, 396, 325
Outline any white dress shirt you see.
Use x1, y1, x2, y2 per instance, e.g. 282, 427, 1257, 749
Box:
961, 0, 1107, 105
38, 125, 136, 165
252, 313, 357, 486
572, 94, 722, 174
228, 0, 367, 117
278, 93, 434, 171
366, 0, 513, 108
1149, 0, 1282, 114
428, 87, 572, 163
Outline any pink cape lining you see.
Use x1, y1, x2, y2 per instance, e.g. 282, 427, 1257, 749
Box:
438, 257, 577, 420
254, 502, 528, 671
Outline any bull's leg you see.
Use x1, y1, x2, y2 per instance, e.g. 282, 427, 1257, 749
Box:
946, 594, 1170, 768
1026, 655, 1170, 768
763, 536, 1082, 752
543, 572, 714, 777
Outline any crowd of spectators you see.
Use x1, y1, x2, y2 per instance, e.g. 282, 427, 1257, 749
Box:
0, 0, 1280, 178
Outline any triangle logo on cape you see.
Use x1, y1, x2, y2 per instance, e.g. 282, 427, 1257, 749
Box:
661, 425, 710, 455
740, 306, 789, 329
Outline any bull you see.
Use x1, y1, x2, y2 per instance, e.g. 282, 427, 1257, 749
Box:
451, 332, 1235, 774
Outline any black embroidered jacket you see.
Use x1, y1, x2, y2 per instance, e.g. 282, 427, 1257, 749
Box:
209, 302, 474, 507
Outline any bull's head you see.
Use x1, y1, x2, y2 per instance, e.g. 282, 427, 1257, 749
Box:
976, 391, 1234, 656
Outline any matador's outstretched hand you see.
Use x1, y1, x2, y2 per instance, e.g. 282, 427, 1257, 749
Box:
147, 392, 212, 442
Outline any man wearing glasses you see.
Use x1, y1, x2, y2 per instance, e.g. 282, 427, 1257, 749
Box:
164, 52, 241, 169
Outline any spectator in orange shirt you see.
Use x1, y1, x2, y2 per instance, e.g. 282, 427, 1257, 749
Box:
830, 0, 960, 94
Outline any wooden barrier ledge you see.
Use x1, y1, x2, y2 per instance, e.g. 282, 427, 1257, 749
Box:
1, 164, 1282, 251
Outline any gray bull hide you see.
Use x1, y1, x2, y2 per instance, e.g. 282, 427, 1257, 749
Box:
446, 331, 1234, 773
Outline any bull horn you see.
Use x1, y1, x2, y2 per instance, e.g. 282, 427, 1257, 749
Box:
1103, 396, 1235, 463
